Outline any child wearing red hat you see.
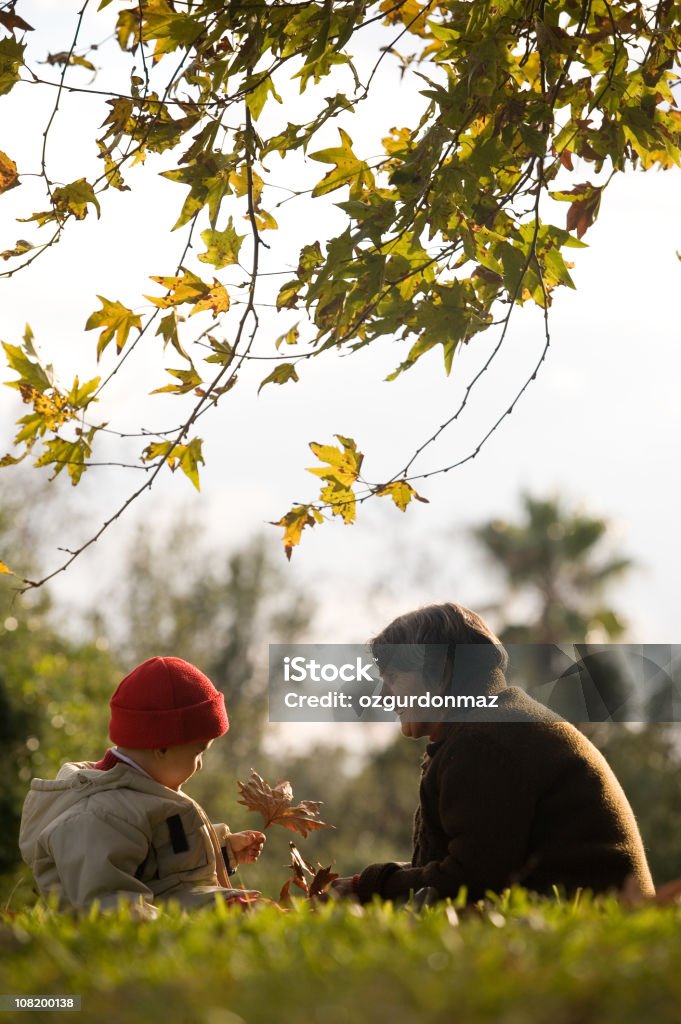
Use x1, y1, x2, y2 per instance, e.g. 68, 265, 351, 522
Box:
19, 657, 265, 919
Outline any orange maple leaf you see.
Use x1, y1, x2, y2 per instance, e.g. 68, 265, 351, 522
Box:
237, 770, 335, 837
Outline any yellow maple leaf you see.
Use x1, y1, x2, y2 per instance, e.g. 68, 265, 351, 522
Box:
375, 480, 429, 511
270, 504, 317, 560
85, 296, 142, 359
0, 150, 19, 194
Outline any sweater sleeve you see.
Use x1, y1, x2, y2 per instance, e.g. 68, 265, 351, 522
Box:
47, 808, 158, 919
357, 732, 536, 904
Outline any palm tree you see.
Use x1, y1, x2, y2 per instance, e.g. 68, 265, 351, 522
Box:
472, 493, 640, 722
473, 493, 632, 645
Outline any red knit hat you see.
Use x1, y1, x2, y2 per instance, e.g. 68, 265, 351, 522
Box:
109, 657, 229, 748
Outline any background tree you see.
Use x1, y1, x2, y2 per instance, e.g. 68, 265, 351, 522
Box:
1, 1, 680, 581
472, 491, 637, 711
0, 483, 121, 896
473, 492, 632, 644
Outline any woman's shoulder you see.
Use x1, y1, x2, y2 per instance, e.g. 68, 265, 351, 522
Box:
427, 692, 589, 774
491, 687, 566, 723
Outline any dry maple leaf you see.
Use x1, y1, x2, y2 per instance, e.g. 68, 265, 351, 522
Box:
0, 10, 34, 33
289, 840, 315, 880
565, 182, 602, 239
279, 841, 314, 901
237, 769, 334, 837
279, 842, 338, 902
279, 878, 295, 902
309, 864, 340, 899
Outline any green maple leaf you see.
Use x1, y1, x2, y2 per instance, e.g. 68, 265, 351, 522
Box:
34, 429, 95, 485
141, 436, 204, 490
244, 74, 282, 120
258, 362, 299, 394
0, 37, 25, 97
142, 0, 204, 61
178, 437, 204, 490
54, 178, 101, 221
19, 178, 101, 229
198, 217, 245, 269
151, 365, 203, 395
2, 334, 52, 393
161, 152, 234, 230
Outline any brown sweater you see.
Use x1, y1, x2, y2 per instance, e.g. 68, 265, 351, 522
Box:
357, 687, 654, 903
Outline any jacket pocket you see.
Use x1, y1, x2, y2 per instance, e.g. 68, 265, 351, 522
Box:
149, 806, 213, 884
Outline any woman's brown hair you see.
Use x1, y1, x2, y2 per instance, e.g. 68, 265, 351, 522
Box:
370, 602, 508, 690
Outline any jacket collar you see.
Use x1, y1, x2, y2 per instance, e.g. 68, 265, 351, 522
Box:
425, 721, 464, 758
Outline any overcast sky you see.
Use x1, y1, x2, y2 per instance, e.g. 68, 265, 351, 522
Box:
2, 0, 680, 669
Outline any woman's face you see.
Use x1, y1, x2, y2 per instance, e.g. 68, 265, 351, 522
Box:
380, 668, 434, 740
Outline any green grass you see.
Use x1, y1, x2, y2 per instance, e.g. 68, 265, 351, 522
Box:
0, 889, 680, 1024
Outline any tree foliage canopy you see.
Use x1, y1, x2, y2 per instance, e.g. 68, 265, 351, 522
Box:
1, 0, 680, 583
474, 492, 633, 643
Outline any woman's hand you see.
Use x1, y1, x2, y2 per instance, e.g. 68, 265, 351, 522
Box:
229, 830, 266, 864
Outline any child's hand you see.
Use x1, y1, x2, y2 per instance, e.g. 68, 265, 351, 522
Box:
229, 830, 266, 864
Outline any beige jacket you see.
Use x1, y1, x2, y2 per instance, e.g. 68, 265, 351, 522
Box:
19, 759, 245, 919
